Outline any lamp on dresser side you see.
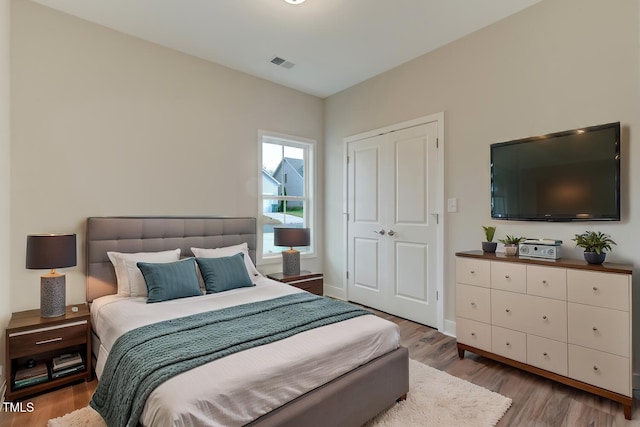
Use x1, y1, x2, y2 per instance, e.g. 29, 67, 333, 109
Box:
26, 233, 77, 318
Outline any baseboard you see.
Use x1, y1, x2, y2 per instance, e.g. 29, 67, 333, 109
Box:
323, 282, 347, 301
442, 319, 456, 337
0, 379, 6, 411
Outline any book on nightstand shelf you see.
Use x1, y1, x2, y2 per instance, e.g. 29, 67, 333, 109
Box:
52, 352, 83, 371
14, 363, 49, 389
51, 364, 86, 379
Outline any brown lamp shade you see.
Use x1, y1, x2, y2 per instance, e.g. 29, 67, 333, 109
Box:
274, 227, 310, 248
26, 234, 77, 269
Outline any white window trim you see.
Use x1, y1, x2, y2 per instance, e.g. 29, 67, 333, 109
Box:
258, 130, 315, 266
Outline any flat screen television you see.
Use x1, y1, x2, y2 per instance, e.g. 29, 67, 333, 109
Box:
491, 122, 620, 221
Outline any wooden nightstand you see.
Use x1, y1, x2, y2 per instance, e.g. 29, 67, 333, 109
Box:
267, 271, 323, 296
4, 304, 92, 401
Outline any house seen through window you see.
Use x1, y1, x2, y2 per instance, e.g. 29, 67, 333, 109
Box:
260, 132, 314, 261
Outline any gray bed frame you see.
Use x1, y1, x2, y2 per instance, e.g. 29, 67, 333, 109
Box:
86, 216, 409, 427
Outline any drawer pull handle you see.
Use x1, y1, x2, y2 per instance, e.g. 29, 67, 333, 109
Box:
542, 315, 548, 320
36, 337, 62, 345
593, 286, 599, 292
592, 326, 598, 332
593, 365, 599, 371
543, 352, 548, 357
471, 332, 476, 337
470, 302, 476, 307
470, 270, 475, 274
505, 309, 511, 313
505, 342, 511, 346
505, 275, 510, 279
542, 280, 547, 285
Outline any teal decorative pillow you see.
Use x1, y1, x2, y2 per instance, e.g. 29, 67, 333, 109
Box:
137, 258, 202, 303
195, 253, 255, 293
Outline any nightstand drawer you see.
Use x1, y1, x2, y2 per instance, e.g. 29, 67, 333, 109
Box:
266, 271, 323, 296
294, 278, 323, 295
8, 320, 88, 359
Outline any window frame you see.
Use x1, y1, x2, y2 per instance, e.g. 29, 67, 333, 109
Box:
258, 130, 315, 265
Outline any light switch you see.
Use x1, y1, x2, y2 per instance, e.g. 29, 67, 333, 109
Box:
447, 198, 458, 213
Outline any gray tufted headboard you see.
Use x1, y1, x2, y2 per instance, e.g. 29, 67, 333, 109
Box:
85, 216, 257, 302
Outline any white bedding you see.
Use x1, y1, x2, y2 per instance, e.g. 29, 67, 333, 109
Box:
90, 276, 400, 427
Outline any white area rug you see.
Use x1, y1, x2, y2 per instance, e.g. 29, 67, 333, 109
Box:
48, 359, 511, 427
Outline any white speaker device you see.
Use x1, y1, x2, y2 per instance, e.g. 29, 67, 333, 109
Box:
518, 239, 562, 260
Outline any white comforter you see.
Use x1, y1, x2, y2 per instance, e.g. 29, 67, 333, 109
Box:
90, 276, 400, 427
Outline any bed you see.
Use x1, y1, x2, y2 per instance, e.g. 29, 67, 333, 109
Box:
85, 216, 409, 427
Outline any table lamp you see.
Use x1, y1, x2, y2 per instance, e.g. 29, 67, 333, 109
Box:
274, 227, 310, 276
26, 233, 77, 318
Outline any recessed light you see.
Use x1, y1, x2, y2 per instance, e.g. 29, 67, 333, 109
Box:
284, 0, 306, 4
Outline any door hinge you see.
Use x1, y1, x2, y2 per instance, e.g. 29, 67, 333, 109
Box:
436, 138, 439, 148
347, 156, 350, 164
436, 290, 439, 301
346, 271, 349, 279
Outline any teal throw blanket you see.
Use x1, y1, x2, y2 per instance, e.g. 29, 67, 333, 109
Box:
90, 293, 371, 427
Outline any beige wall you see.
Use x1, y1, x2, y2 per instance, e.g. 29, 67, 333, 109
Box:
0, 0, 10, 389
325, 0, 640, 369
10, 0, 324, 312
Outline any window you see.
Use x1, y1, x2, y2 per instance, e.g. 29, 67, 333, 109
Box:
259, 131, 314, 263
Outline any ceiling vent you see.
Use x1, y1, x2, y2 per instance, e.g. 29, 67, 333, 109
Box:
270, 56, 295, 69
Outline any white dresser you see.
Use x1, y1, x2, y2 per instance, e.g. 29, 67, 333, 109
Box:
455, 251, 633, 419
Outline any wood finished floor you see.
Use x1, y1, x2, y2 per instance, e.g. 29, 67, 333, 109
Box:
1, 309, 638, 426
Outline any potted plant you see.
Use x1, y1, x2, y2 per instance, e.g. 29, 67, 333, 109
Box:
481, 226, 497, 253
572, 231, 616, 265
499, 235, 525, 256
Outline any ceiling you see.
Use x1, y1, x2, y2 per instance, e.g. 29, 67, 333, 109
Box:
32, 0, 543, 98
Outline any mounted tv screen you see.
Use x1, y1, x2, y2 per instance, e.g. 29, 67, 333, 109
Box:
491, 122, 620, 221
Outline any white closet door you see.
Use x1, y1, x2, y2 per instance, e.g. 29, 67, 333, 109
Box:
347, 121, 439, 327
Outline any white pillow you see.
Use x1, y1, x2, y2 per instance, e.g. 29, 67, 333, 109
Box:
191, 243, 260, 278
107, 249, 181, 297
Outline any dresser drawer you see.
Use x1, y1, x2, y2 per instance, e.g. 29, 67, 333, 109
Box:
524, 295, 567, 342
568, 303, 629, 357
491, 262, 526, 293
8, 320, 88, 359
456, 258, 490, 288
491, 326, 526, 363
568, 344, 630, 396
491, 290, 529, 333
456, 284, 490, 323
527, 335, 567, 376
456, 317, 491, 352
527, 265, 566, 301
567, 270, 629, 311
